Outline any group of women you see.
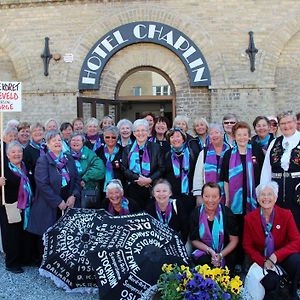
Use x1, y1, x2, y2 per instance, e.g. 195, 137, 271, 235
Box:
0, 112, 299, 299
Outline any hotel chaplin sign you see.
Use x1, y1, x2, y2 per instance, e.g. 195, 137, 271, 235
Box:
79, 21, 211, 90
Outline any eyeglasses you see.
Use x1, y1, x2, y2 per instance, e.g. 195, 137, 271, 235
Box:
104, 136, 117, 139
223, 121, 236, 125
270, 122, 278, 127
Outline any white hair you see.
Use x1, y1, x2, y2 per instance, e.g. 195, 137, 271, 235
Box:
106, 179, 124, 196
173, 115, 189, 129
117, 119, 133, 130
132, 119, 149, 132
256, 181, 279, 198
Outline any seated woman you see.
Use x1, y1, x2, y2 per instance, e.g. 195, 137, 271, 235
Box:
69, 132, 105, 208
101, 179, 140, 215
243, 181, 300, 300
0, 141, 33, 273
145, 179, 188, 244
190, 182, 239, 269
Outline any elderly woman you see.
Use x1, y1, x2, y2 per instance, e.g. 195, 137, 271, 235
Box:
243, 181, 300, 300
164, 127, 199, 216
0, 141, 33, 273
193, 124, 229, 205
148, 116, 171, 156
146, 179, 188, 244
251, 116, 274, 154
23, 122, 46, 193
72, 117, 84, 134
116, 118, 134, 147
84, 117, 103, 152
17, 122, 31, 149
173, 115, 194, 141
44, 118, 59, 132
261, 111, 300, 231
222, 113, 238, 148
95, 126, 124, 201
190, 182, 238, 269
101, 179, 139, 215
100, 115, 114, 131
193, 117, 210, 150
27, 130, 80, 237
122, 119, 163, 210
69, 132, 105, 207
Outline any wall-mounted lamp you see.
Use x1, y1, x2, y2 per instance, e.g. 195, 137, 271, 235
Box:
41, 37, 52, 76
245, 31, 258, 72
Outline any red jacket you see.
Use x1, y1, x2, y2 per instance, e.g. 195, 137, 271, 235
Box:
243, 205, 300, 266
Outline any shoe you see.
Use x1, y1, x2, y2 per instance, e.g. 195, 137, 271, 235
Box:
5, 266, 24, 274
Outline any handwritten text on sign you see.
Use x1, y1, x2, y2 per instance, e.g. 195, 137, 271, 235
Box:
0, 81, 22, 112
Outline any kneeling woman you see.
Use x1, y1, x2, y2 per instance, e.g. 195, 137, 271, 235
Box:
101, 179, 140, 216
190, 182, 239, 269
145, 179, 188, 244
243, 181, 300, 299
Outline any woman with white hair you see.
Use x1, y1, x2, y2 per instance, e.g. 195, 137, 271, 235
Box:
44, 118, 59, 132
101, 179, 140, 215
116, 119, 134, 147
261, 110, 300, 230
193, 124, 229, 205
84, 117, 103, 152
193, 117, 210, 150
243, 181, 300, 300
122, 119, 164, 209
173, 115, 194, 141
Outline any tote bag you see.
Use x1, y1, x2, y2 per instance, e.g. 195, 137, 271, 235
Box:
244, 262, 265, 300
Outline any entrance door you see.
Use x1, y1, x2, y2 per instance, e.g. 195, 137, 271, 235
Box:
77, 97, 120, 122
116, 67, 175, 124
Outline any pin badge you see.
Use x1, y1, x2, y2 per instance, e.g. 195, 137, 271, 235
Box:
276, 225, 280, 229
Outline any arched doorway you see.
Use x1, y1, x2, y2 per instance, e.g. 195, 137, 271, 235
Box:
115, 66, 176, 123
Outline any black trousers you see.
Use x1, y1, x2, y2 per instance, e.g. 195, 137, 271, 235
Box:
262, 253, 300, 297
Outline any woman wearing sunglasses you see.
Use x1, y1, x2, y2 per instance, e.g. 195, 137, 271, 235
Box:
222, 113, 238, 148
95, 126, 124, 201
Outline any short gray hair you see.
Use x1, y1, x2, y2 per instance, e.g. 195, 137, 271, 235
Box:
44, 118, 59, 130
103, 126, 119, 137
70, 132, 86, 143
106, 179, 124, 195
117, 119, 133, 131
173, 115, 189, 129
132, 119, 149, 132
6, 141, 23, 155
30, 122, 45, 132
85, 117, 99, 128
277, 110, 296, 123
209, 123, 224, 135
6, 119, 19, 128
256, 181, 279, 198
45, 130, 61, 143
3, 127, 18, 138
222, 113, 238, 122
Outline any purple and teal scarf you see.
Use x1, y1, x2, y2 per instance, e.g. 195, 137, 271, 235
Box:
8, 161, 32, 229
70, 148, 83, 174
255, 134, 270, 152
192, 204, 225, 266
108, 197, 130, 215
155, 200, 173, 225
260, 207, 275, 258
103, 145, 119, 192
128, 140, 150, 176
228, 143, 257, 214
171, 145, 190, 194
29, 139, 47, 156
204, 143, 229, 204
86, 134, 102, 152
198, 134, 210, 149
48, 151, 70, 187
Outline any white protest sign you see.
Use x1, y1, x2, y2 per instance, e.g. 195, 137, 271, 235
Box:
0, 81, 22, 112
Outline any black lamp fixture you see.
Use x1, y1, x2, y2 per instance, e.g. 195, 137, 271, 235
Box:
245, 31, 258, 72
41, 37, 52, 76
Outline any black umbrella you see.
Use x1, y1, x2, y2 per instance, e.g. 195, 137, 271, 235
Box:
86, 212, 189, 299
39, 208, 110, 292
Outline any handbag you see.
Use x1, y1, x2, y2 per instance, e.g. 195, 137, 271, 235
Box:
244, 262, 265, 300
81, 187, 99, 208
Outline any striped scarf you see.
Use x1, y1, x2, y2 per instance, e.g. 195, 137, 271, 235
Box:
260, 207, 275, 258
155, 200, 173, 225
197, 134, 210, 149
29, 139, 47, 156
48, 151, 70, 187
8, 161, 33, 229
228, 143, 257, 214
128, 141, 150, 176
204, 143, 229, 204
108, 197, 130, 215
255, 134, 271, 152
103, 145, 119, 192
192, 204, 225, 266
70, 148, 83, 174
171, 145, 190, 194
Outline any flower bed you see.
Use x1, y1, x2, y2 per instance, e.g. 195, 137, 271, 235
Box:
156, 264, 243, 300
